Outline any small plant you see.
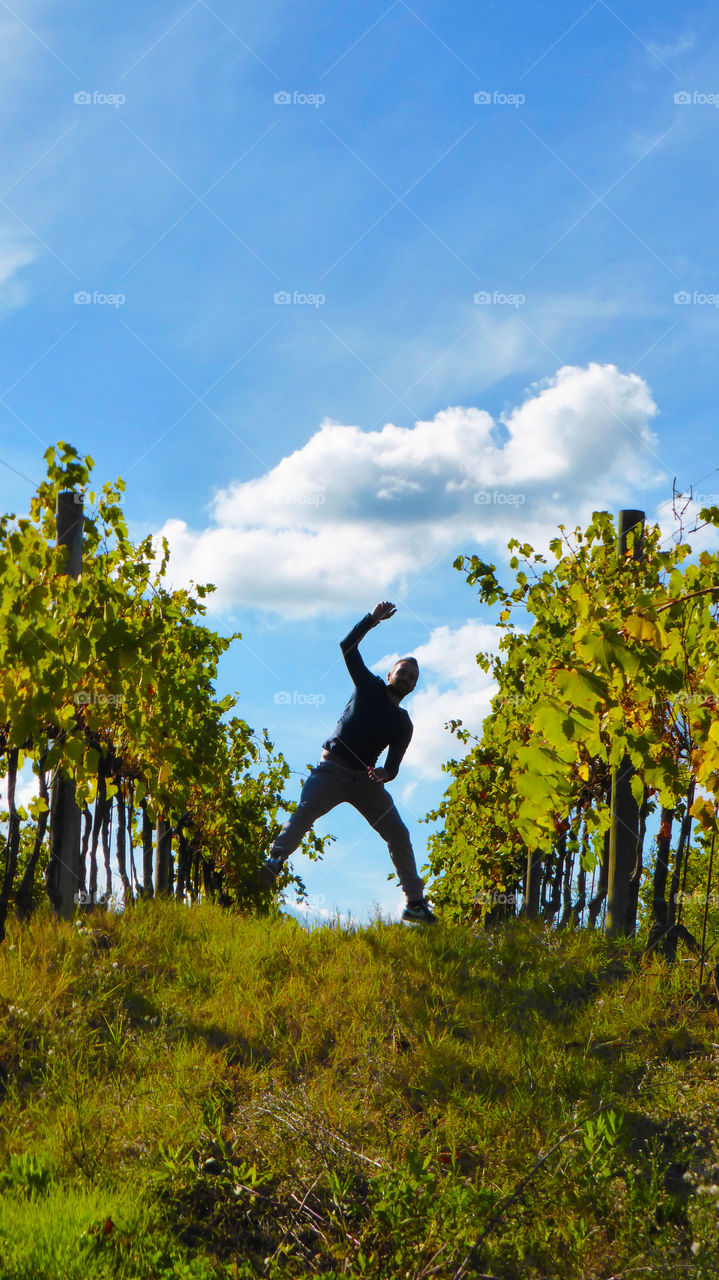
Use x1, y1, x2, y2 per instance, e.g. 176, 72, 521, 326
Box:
0, 1150, 54, 1197
579, 1108, 623, 1181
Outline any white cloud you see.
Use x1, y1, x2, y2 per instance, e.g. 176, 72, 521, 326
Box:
647, 33, 696, 61
285, 899, 351, 929
153, 362, 661, 618
654, 494, 719, 555
0, 233, 37, 316
0, 6, 72, 176
385, 308, 542, 405
0, 239, 35, 286
0, 4, 44, 319
400, 779, 418, 807
399, 681, 495, 782
0, 8, 48, 90
0, 760, 41, 813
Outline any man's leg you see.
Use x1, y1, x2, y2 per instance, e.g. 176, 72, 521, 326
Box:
266, 763, 347, 867
349, 782, 425, 903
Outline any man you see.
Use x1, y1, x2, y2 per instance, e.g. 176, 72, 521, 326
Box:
259, 601, 437, 924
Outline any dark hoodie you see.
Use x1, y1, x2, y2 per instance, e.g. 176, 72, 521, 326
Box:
321, 614, 413, 781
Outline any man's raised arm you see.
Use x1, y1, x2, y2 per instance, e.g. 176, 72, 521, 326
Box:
340, 601, 396, 686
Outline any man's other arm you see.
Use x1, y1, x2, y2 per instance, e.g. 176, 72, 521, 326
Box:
381, 718, 413, 782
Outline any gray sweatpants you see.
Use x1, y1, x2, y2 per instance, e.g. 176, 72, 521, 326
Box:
268, 758, 425, 901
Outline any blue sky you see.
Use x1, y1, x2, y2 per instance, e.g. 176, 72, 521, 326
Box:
1, 1, 718, 926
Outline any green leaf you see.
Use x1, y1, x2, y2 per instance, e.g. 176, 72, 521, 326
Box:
554, 667, 607, 712
64, 737, 84, 765
630, 771, 645, 808
575, 627, 640, 678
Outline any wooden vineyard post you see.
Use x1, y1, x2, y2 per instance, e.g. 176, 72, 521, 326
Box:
699, 830, 716, 992
141, 799, 154, 896
605, 508, 645, 939
155, 819, 172, 896
524, 848, 542, 919
47, 491, 84, 921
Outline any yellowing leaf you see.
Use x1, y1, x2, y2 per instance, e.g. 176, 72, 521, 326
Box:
690, 796, 718, 830
624, 612, 662, 648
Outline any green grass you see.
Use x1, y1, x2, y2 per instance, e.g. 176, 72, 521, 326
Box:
1, 897, 719, 1278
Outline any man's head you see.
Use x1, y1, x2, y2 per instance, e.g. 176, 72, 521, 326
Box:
386, 656, 419, 699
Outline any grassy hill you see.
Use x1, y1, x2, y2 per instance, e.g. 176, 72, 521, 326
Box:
1, 898, 719, 1279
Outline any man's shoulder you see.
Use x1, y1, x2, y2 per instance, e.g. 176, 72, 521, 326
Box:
364, 670, 386, 688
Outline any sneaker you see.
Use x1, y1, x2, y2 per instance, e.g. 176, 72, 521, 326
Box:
402, 898, 437, 925
257, 856, 284, 890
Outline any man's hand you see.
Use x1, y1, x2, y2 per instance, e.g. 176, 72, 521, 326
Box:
368, 766, 388, 783
371, 601, 396, 623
